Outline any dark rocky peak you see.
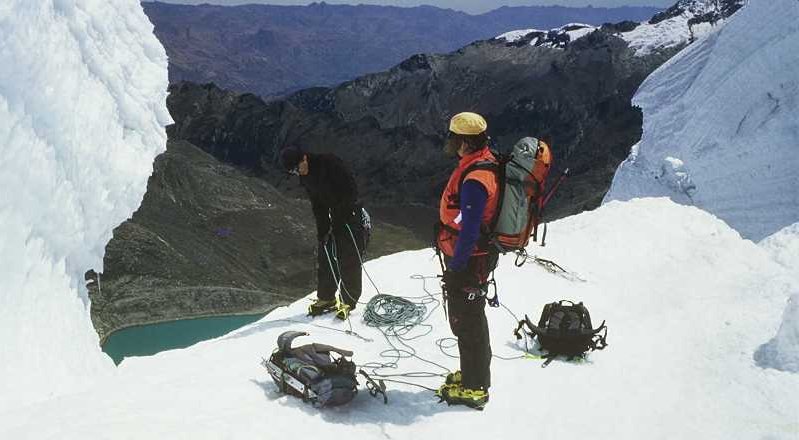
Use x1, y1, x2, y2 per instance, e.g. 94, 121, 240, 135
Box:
399, 54, 435, 72
600, 21, 641, 34
166, 82, 283, 171
287, 87, 336, 114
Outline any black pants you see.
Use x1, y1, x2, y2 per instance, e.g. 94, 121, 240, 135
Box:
317, 221, 366, 308
445, 253, 497, 390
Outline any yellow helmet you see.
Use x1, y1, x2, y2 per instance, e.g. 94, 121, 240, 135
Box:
449, 112, 487, 135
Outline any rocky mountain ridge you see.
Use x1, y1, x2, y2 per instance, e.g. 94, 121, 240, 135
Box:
166, 27, 678, 217
144, 2, 661, 97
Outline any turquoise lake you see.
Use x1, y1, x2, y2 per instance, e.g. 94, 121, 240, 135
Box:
103, 314, 265, 364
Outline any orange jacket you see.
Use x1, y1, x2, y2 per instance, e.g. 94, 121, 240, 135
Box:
437, 147, 499, 257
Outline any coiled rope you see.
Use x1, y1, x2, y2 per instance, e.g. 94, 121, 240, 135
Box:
318, 223, 540, 391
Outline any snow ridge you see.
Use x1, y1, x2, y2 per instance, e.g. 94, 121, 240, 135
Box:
0, 0, 170, 409
496, 1, 744, 55
757, 223, 799, 373
620, 0, 745, 55
604, 0, 799, 241
496, 23, 597, 48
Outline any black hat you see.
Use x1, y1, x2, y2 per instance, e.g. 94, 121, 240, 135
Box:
280, 147, 304, 171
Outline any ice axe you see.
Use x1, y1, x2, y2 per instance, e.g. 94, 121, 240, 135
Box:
539, 167, 569, 247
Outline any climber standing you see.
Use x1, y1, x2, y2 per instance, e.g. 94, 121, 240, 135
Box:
434, 112, 500, 410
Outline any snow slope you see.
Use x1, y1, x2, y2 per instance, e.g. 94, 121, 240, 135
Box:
604, 0, 799, 241
496, 28, 543, 43
756, 223, 799, 373
0, 0, 170, 410
1, 198, 796, 439
619, 12, 698, 55
495, 23, 597, 48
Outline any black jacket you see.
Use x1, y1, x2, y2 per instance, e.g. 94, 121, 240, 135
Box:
299, 153, 360, 239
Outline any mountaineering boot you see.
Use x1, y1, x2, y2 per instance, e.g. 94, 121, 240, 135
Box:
335, 302, 352, 320
435, 382, 452, 399
445, 371, 462, 385
434, 372, 461, 400
308, 298, 337, 317
436, 383, 489, 410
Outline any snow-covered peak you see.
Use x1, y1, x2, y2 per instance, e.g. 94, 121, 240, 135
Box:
620, 0, 745, 55
496, 28, 544, 43
604, 0, 798, 241
494, 1, 745, 54
495, 23, 597, 48
0, 0, 170, 409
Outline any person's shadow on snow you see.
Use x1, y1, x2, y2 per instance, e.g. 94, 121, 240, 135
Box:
249, 379, 458, 425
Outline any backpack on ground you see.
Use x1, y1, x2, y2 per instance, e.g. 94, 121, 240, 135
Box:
513, 300, 608, 363
262, 331, 386, 407
461, 137, 555, 255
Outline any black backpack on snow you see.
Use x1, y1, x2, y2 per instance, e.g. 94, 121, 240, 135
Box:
514, 300, 608, 362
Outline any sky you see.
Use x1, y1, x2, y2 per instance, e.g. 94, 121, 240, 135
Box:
149, 1, 674, 14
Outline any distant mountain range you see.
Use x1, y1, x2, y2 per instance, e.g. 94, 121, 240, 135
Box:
143, 2, 661, 97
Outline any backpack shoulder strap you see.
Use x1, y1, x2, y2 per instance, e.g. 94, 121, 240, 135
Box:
457, 160, 500, 193
458, 157, 504, 238
513, 314, 545, 339
310, 343, 354, 358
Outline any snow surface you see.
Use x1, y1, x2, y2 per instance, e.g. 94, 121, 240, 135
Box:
620, 12, 697, 56
496, 28, 542, 43
495, 23, 596, 47
563, 24, 597, 41
0, 0, 170, 410
604, 0, 799, 241
1, 198, 797, 438
757, 223, 799, 373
